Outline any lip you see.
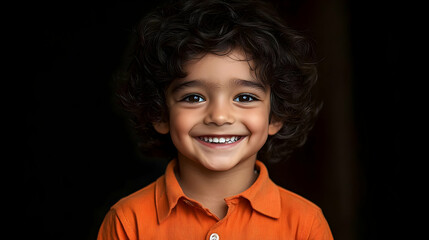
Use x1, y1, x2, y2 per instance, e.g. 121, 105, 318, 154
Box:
194, 135, 246, 149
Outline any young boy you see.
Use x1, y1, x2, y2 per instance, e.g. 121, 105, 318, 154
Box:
98, 0, 333, 239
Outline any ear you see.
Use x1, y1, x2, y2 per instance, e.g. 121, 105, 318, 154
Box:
153, 122, 170, 134
268, 120, 283, 135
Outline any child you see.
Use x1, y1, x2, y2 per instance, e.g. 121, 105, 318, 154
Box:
98, 0, 333, 239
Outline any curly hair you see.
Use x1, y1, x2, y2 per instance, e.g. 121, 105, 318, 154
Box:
118, 0, 320, 162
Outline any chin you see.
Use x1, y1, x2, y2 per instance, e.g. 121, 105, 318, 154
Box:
201, 153, 256, 172
201, 157, 241, 172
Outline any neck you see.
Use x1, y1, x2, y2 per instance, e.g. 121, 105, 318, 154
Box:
175, 155, 258, 219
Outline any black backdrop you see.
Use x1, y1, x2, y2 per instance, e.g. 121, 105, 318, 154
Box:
21, 1, 405, 239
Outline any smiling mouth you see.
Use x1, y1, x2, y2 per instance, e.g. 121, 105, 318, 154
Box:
198, 136, 243, 144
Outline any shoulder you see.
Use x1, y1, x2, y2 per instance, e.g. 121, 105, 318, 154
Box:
276, 186, 333, 239
114, 180, 157, 207
108, 177, 163, 227
111, 178, 160, 215
277, 186, 321, 214
98, 178, 163, 240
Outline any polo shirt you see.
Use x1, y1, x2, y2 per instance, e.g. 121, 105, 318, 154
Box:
97, 160, 333, 240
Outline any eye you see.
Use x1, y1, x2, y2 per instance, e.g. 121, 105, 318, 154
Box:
181, 94, 205, 103
233, 94, 259, 102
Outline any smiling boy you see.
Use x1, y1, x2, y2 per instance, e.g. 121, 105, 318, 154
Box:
157, 50, 281, 219
98, 0, 333, 239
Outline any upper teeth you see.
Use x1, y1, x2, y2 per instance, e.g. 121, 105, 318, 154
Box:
199, 136, 241, 144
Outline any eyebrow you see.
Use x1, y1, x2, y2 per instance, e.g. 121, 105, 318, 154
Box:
170, 78, 267, 93
232, 79, 267, 92
170, 80, 203, 93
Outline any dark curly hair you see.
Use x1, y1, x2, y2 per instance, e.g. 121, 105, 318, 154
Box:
118, 0, 320, 162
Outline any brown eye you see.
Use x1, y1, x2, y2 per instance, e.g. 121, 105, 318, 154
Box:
182, 94, 205, 103
233, 94, 258, 102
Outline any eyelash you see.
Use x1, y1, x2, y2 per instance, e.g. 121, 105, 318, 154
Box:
180, 93, 259, 103
233, 93, 259, 102
181, 94, 205, 103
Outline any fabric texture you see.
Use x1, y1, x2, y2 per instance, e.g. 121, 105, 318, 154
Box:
97, 160, 333, 240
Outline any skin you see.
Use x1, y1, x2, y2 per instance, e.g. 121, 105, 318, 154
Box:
153, 49, 283, 219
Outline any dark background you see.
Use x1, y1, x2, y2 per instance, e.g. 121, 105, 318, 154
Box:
21, 0, 405, 239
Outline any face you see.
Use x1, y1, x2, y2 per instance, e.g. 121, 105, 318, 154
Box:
154, 50, 282, 172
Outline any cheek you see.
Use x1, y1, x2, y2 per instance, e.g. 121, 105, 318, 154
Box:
240, 107, 270, 135
169, 108, 199, 140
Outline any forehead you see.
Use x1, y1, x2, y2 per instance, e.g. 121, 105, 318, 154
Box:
179, 50, 261, 87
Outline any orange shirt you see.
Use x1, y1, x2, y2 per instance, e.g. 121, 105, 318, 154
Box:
97, 160, 333, 240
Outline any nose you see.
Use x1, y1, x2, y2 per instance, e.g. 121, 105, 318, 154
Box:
203, 99, 235, 126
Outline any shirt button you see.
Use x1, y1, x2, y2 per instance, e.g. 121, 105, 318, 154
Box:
210, 233, 219, 240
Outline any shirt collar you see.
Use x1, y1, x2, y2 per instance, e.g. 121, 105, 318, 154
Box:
155, 159, 184, 224
232, 160, 281, 219
155, 159, 281, 223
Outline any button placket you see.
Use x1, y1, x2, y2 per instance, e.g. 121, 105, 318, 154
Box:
209, 233, 219, 240
205, 198, 240, 240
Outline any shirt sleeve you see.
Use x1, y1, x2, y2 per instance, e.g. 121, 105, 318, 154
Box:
307, 209, 334, 240
97, 208, 134, 240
